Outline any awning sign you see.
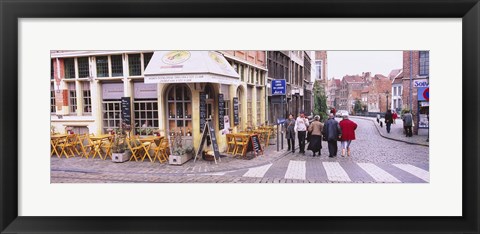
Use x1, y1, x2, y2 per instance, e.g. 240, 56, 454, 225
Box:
144, 51, 240, 85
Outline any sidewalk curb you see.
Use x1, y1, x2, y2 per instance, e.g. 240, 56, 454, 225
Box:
350, 116, 429, 147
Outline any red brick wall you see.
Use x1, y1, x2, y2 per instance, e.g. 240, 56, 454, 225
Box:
223, 50, 266, 68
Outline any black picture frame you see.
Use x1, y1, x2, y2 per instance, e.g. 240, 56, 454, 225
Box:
1, 0, 478, 233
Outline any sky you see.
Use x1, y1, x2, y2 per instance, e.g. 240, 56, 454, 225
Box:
327, 51, 403, 80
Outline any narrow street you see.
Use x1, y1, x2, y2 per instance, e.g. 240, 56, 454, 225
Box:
51, 118, 429, 183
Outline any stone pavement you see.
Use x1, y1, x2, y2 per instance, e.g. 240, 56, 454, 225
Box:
51, 117, 429, 183
51, 141, 291, 177
350, 116, 429, 146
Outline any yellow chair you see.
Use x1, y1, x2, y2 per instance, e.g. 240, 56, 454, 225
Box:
127, 136, 152, 162
101, 135, 114, 160
226, 134, 236, 155
234, 135, 249, 157
57, 134, 77, 158
152, 138, 169, 163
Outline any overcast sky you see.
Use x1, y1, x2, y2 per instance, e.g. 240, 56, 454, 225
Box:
327, 51, 403, 80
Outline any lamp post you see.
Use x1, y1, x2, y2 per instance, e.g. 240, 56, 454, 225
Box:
385, 90, 390, 112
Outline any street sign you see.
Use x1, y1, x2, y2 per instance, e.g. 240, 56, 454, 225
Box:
417, 87, 429, 101
271, 79, 286, 95
413, 79, 429, 87
423, 87, 429, 101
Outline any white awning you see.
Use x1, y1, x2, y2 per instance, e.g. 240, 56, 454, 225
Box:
144, 51, 241, 85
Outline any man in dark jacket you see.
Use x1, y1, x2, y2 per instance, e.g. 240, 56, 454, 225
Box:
385, 109, 393, 133
323, 113, 342, 157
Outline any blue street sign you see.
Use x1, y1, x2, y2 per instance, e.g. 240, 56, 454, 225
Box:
271, 79, 286, 96
277, 118, 286, 125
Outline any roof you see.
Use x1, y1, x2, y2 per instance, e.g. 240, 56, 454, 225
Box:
343, 75, 364, 83
392, 77, 403, 84
388, 69, 403, 80
374, 74, 388, 80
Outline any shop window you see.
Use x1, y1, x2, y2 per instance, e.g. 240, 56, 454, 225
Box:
166, 84, 192, 137
111, 55, 123, 77
78, 57, 90, 78
419, 51, 429, 76
224, 100, 230, 124
134, 101, 158, 135
68, 84, 77, 114
82, 82, 92, 114
128, 54, 141, 76
102, 101, 121, 133
143, 52, 153, 69
96, 56, 109, 77
51, 83, 56, 114
64, 58, 75, 79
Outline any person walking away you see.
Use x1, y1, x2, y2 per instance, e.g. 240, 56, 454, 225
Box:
323, 113, 342, 158
339, 113, 357, 157
392, 110, 398, 124
330, 108, 337, 117
385, 109, 393, 133
376, 113, 380, 124
283, 114, 296, 153
402, 110, 413, 137
294, 111, 309, 155
307, 115, 324, 157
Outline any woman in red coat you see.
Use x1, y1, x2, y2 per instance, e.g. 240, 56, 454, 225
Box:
339, 113, 358, 157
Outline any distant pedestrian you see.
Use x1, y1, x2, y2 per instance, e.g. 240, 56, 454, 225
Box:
307, 115, 324, 157
283, 114, 296, 153
402, 110, 413, 137
376, 113, 380, 123
392, 110, 398, 124
385, 109, 393, 133
330, 108, 336, 116
339, 113, 357, 157
323, 113, 342, 157
295, 111, 309, 154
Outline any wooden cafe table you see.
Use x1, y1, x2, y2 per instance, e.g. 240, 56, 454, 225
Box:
50, 134, 68, 157
89, 134, 113, 159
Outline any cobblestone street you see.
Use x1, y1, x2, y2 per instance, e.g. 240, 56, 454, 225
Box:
51, 118, 429, 183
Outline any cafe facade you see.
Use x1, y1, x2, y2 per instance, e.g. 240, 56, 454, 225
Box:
50, 50, 267, 153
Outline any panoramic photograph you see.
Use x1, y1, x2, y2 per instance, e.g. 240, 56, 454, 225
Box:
50, 50, 429, 183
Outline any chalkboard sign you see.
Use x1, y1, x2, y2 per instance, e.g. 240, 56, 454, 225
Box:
121, 97, 132, 126
247, 134, 263, 156
199, 92, 207, 132
233, 97, 239, 126
194, 120, 220, 164
218, 94, 225, 130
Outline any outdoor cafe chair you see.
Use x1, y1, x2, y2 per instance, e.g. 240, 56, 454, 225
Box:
57, 134, 78, 158
127, 136, 152, 162
152, 138, 169, 163
226, 134, 236, 155
101, 135, 114, 160
234, 134, 249, 157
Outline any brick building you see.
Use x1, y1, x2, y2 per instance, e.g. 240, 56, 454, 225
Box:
366, 74, 392, 113
401, 51, 429, 134
339, 75, 364, 113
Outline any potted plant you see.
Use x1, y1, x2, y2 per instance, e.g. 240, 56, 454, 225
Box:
111, 122, 132, 163
168, 131, 195, 165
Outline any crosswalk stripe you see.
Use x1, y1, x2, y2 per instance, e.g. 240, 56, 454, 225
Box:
392, 164, 430, 182
284, 161, 306, 180
323, 162, 351, 182
357, 163, 400, 183
243, 164, 272, 178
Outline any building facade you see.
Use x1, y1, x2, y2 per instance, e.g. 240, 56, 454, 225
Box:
402, 51, 429, 134
50, 50, 267, 153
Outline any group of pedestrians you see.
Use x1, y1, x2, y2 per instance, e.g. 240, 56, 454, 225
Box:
283, 110, 358, 158
383, 109, 413, 137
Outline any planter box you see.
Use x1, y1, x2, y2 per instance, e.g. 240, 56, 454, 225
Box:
112, 151, 131, 163
169, 153, 193, 165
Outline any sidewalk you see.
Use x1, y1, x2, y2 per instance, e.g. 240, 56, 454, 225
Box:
51, 142, 292, 176
350, 116, 429, 147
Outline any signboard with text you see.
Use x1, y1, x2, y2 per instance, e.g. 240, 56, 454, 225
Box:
413, 79, 429, 88
271, 79, 286, 96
